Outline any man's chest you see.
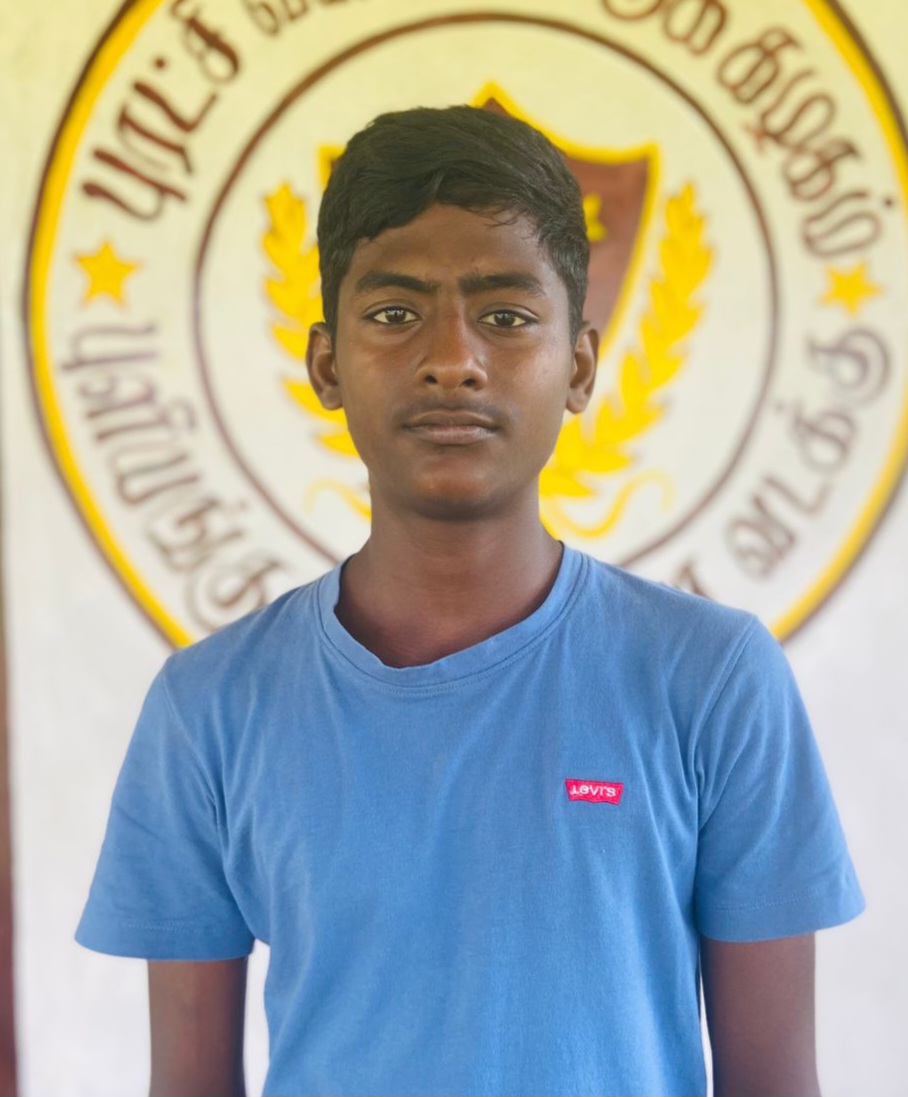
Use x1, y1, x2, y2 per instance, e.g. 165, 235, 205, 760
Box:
220, 676, 700, 946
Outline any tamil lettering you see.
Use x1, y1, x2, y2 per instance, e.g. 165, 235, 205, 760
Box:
81, 1, 242, 221
600, 0, 728, 55
241, 0, 367, 37
724, 323, 891, 581
716, 25, 882, 256
58, 323, 287, 630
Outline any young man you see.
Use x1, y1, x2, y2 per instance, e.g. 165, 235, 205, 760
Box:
77, 106, 863, 1096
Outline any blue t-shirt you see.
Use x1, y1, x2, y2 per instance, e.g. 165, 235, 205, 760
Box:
77, 548, 863, 1096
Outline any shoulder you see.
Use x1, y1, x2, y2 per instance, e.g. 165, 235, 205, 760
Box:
565, 552, 796, 741
158, 569, 331, 716
576, 551, 761, 665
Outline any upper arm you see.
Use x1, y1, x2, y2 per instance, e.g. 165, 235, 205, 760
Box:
148, 957, 248, 1097
700, 933, 820, 1097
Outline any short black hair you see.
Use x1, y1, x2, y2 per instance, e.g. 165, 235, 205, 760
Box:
317, 105, 589, 341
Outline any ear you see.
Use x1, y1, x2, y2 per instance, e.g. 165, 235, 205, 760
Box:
306, 322, 343, 410
565, 322, 599, 414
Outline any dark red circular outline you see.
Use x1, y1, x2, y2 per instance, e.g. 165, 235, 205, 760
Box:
192, 11, 779, 571
23, 2, 908, 644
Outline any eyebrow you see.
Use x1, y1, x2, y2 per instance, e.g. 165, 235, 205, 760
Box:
352, 270, 547, 298
460, 271, 547, 297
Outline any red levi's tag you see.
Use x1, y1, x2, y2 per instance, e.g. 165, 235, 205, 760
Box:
565, 779, 624, 805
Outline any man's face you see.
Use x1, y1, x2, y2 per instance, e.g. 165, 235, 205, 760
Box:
307, 203, 597, 522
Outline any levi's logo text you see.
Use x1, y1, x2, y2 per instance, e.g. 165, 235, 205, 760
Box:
565, 779, 624, 804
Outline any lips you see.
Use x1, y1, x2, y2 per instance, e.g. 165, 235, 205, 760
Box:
404, 407, 499, 445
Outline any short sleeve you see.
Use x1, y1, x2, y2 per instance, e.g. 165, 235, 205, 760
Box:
694, 621, 864, 941
76, 662, 254, 959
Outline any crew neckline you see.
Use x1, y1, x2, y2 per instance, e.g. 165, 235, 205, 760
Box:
316, 544, 587, 689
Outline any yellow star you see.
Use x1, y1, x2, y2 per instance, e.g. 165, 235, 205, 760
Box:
819, 262, 882, 316
74, 240, 140, 306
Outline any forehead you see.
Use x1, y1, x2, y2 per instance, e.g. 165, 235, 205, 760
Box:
340, 203, 563, 294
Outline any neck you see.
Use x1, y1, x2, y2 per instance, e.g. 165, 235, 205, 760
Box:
335, 501, 563, 667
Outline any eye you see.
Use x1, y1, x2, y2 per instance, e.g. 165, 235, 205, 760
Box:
481, 310, 530, 329
369, 306, 418, 325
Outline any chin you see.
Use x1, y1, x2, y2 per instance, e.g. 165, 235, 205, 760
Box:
414, 498, 497, 522
409, 479, 521, 523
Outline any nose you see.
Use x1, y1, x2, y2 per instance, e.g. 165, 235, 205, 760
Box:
415, 313, 488, 392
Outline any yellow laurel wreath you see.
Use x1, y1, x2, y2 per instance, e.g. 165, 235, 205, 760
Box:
262, 183, 357, 458
262, 181, 710, 533
540, 182, 711, 538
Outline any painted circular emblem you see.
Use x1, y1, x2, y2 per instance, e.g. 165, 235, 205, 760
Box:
27, 0, 908, 644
